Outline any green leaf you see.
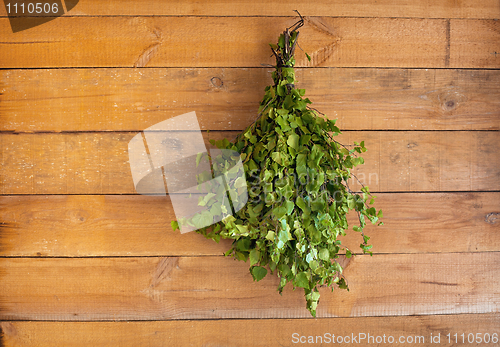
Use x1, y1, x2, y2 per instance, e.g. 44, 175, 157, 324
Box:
310, 291, 320, 302
236, 237, 251, 251
347, 197, 356, 210
319, 248, 330, 261
271, 152, 282, 165
196, 152, 204, 167
247, 159, 258, 172
249, 249, 260, 266
309, 226, 321, 243
296, 153, 307, 167
265, 230, 275, 241
278, 35, 285, 48
273, 206, 287, 220
171, 220, 179, 231
296, 196, 310, 215
190, 211, 213, 229
276, 85, 286, 96
284, 94, 295, 109
310, 260, 319, 271
203, 192, 216, 204
295, 100, 307, 111
275, 116, 291, 131
277, 228, 290, 250
353, 157, 364, 166
234, 176, 246, 189
236, 224, 249, 235
294, 271, 310, 289
235, 251, 248, 261
278, 263, 291, 277
299, 134, 311, 146
287, 133, 299, 150
251, 266, 268, 281
338, 277, 348, 290
306, 252, 314, 263
276, 108, 288, 116
269, 261, 277, 272
311, 200, 325, 212
305, 52, 311, 61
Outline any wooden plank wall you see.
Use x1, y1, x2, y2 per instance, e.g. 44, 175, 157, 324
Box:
1, 1, 499, 345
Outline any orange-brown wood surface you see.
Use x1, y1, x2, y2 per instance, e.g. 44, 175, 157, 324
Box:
1, 131, 498, 194
0, 193, 498, 257
1, 314, 499, 347
1, 1, 499, 346
1, 0, 499, 18
1, 17, 499, 69
1, 253, 499, 320
1, 68, 499, 132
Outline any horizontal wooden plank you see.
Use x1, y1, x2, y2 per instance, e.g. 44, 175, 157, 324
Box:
1, 0, 499, 19
0, 253, 498, 320
0, 195, 230, 257
1, 314, 500, 346
1, 131, 498, 194
0, 193, 499, 257
1, 68, 499, 132
0, 17, 498, 68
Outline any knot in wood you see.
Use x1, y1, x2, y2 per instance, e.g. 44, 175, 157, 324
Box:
210, 77, 223, 88
445, 100, 456, 109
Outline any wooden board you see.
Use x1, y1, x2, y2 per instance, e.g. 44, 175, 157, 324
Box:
1, 0, 499, 19
1, 68, 499, 132
1, 131, 498, 194
1, 314, 500, 346
1, 17, 499, 68
0, 252, 498, 320
0, 193, 499, 257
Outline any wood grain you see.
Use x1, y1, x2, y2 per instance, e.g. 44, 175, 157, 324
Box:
451, 19, 500, 69
0, 252, 498, 320
1, 0, 499, 19
1, 314, 500, 346
0, 0, 498, 342
1, 131, 498, 194
1, 68, 499, 132
0, 193, 498, 257
1, 17, 499, 68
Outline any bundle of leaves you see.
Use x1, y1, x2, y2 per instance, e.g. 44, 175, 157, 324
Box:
173, 15, 382, 316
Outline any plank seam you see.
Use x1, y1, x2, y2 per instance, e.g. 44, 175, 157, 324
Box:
1, 190, 500, 196
0, 250, 499, 259
1, 130, 499, 134
1, 67, 500, 71
1, 15, 499, 20
1, 311, 498, 323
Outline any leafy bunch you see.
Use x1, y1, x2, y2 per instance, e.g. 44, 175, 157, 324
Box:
173, 15, 382, 316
